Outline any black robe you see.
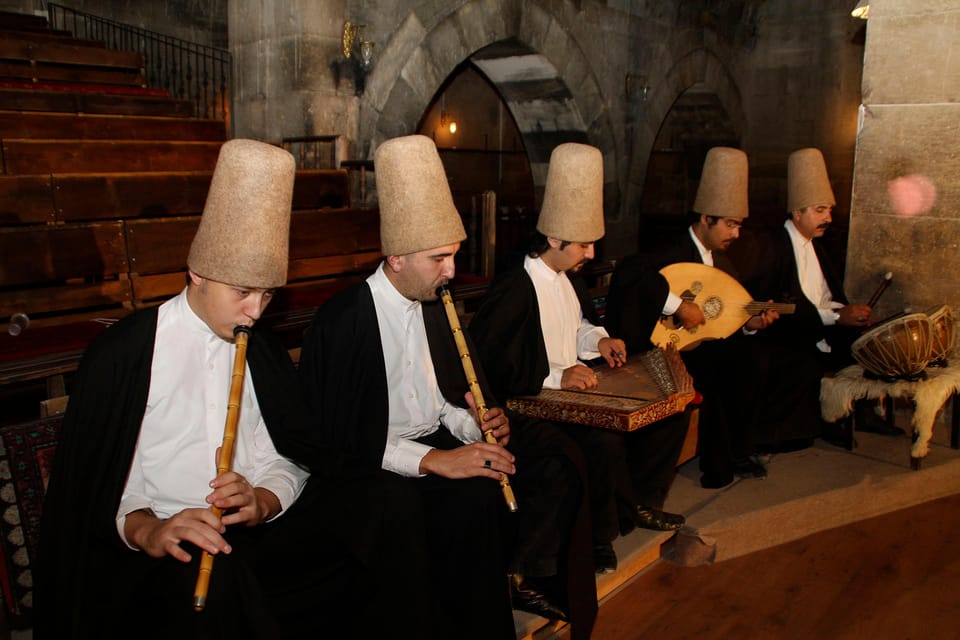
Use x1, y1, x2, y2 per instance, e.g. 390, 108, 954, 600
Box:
605, 229, 762, 479
299, 281, 516, 640
735, 226, 858, 446
469, 266, 687, 526
36, 307, 353, 639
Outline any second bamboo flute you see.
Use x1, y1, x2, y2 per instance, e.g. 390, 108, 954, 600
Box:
437, 285, 518, 512
193, 325, 251, 611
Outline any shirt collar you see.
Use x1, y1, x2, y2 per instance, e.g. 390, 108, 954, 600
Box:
784, 219, 812, 252
525, 254, 565, 284
688, 226, 712, 263
368, 261, 421, 315
175, 287, 219, 338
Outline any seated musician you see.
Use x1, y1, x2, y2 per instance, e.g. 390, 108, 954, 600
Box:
470, 143, 687, 577
36, 140, 354, 638
605, 147, 779, 489
298, 135, 520, 639
735, 147, 898, 450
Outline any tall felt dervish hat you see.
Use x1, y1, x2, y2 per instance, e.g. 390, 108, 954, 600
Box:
375, 134, 466, 256
187, 139, 295, 289
692, 146, 749, 219
788, 147, 836, 212
537, 143, 605, 243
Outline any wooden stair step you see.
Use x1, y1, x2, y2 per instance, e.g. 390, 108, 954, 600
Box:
0, 87, 192, 117
1, 139, 223, 174
38, 169, 352, 222
0, 110, 225, 141
0, 174, 54, 224
0, 27, 105, 48
0, 36, 143, 72
0, 60, 144, 87
0, 10, 50, 33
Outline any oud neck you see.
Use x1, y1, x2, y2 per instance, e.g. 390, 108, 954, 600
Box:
744, 301, 796, 314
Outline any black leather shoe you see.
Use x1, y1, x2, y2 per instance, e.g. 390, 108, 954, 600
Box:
632, 506, 685, 531
593, 542, 617, 574
733, 456, 767, 479
510, 575, 569, 621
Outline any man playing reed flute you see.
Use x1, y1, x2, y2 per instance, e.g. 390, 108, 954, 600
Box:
36, 140, 348, 638
470, 143, 688, 579
299, 134, 517, 639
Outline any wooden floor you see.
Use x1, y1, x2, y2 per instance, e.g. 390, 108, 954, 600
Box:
591, 492, 960, 640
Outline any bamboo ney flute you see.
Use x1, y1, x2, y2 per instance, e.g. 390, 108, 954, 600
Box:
193, 325, 251, 611
437, 284, 519, 512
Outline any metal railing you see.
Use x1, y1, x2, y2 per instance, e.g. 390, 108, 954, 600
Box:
47, 3, 231, 121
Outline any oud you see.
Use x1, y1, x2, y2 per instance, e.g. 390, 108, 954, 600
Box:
650, 262, 795, 351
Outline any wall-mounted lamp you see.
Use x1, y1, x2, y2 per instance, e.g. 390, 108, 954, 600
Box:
342, 21, 375, 95
850, 0, 869, 19
625, 73, 650, 102
440, 111, 458, 134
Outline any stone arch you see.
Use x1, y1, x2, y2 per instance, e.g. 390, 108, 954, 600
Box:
357, 1, 617, 208
622, 48, 745, 223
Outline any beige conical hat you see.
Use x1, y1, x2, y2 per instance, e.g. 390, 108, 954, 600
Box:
692, 147, 749, 218
375, 135, 465, 256
187, 139, 294, 288
537, 143, 605, 242
788, 147, 836, 211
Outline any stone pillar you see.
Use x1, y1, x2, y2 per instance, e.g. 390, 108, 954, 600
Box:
846, 0, 960, 317
228, 0, 359, 158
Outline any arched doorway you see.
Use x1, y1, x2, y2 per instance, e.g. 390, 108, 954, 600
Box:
638, 85, 739, 247
408, 37, 595, 276
416, 61, 534, 275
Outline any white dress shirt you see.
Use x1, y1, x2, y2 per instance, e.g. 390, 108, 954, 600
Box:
116, 289, 309, 548
368, 264, 482, 477
784, 220, 844, 351
525, 255, 608, 390
662, 226, 714, 315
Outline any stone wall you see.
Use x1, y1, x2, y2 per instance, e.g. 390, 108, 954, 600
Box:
225, 1, 866, 259
845, 0, 960, 319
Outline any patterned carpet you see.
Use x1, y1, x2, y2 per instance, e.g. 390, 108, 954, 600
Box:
0, 416, 62, 628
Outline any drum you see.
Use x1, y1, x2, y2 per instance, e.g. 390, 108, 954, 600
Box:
925, 304, 956, 364
851, 312, 933, 380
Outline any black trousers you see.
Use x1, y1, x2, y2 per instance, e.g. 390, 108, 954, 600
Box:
682, 335, 761, 478
555, 411, 687, 544
506, 415, 598, 640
